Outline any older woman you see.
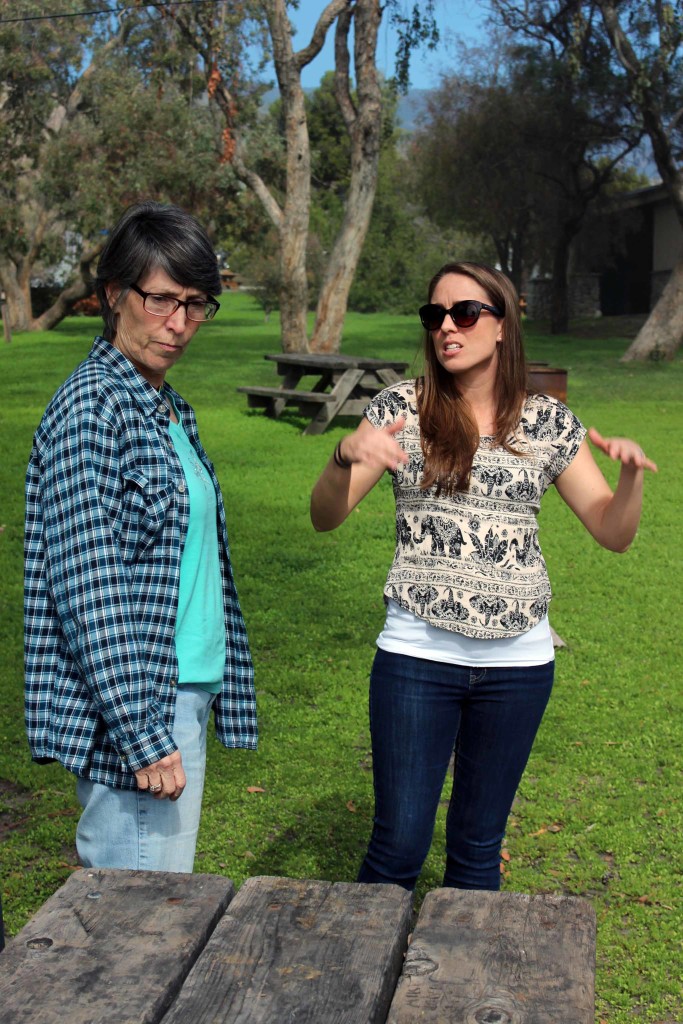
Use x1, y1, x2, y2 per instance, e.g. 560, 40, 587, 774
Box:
25, 201, 256, 872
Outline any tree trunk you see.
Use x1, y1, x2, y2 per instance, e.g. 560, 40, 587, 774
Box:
30, 242, 104, 332
266, 0, 313, 352
621, 255, 683, 361
310, 0, 382, 353
0, 257, 31, 332
550, 232, 571, 334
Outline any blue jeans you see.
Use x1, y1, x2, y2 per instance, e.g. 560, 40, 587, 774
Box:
76, 685, 215, 872
357, 649, 554, 891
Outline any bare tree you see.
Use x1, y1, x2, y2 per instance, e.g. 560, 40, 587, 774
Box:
167, 0, 436, 353
596, 0, 683, 361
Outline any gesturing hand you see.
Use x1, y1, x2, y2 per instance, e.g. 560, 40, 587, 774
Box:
340, 417, 409, 473
135, 749, 186, 801
588, 427, 657, 473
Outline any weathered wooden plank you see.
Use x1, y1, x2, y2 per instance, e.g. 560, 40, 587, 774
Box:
236, 386, 335, 403
387, 889, 596, 1024
162, 875, 413, 1024
304, 368, 366, 434
0, 868, 234, 1024
264, 353, 409, 372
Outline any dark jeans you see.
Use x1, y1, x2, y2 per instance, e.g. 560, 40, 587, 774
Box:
357, 648, 554, 891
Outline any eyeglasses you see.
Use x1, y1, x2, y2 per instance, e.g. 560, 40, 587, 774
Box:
130, 283, 220, 322
419, 300, 503, 331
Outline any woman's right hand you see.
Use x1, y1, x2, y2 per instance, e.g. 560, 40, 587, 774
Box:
135, 749, 186, 801
311, 417, 408, 532
339, 417, 408, 473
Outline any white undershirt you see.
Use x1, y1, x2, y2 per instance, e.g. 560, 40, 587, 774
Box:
377, 599, 555, 667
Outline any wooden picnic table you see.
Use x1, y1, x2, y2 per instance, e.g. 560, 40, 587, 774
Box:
0, 869, 596, 1023
237, 352, 410, 435
238, 354, 568, 436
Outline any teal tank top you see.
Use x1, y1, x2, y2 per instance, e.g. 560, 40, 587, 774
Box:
168, 416, 226, 693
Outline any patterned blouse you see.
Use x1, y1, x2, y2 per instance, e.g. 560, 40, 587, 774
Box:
364, 380, 586, 640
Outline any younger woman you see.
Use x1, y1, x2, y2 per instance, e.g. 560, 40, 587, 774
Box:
311, 262, 656, 891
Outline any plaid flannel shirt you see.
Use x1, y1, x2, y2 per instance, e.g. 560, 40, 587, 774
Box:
25, 336, 257, 790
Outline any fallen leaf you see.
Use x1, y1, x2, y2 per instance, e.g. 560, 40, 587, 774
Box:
246, 786, 265, 793
500, 848, 511, 862
346, 800, 357, 813
529, 827, 547, 837
547, 823, 562, 833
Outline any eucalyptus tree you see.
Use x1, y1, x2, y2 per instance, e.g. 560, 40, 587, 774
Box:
162, 0, 437, 353
0, 3, 235, 331
0, 1, 123, 330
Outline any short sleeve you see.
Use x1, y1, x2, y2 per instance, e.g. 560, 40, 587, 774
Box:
363, 382, 413, 430
522, 397, 586, 482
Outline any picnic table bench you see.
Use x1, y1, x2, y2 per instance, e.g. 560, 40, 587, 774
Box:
238, 354, 568, 436
0, 869, 595, 1023
237, 353, 410, 435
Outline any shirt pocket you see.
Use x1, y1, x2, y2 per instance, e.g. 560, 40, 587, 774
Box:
120, 468, 177, 560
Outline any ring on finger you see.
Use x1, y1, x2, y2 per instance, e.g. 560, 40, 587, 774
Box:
149, 783, 162, 793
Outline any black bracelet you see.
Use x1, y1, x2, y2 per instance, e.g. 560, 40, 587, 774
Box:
333, 439, 352, 469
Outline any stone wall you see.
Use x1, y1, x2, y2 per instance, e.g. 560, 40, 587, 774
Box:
527, 274, 601, 319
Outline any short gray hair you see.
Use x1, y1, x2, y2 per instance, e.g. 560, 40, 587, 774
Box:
95, 201, 221, 340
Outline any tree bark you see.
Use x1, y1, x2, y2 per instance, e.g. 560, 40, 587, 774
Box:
310, 0, 382, 353
0, 257, 30, 333
550, 230, 572, 334
266, 0, 313, 352
621, 255, 683, 361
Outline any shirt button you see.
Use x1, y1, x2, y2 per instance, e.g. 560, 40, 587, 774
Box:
169, 679, 177, 688
177, 481, 186, 493
157, 403, 167, 415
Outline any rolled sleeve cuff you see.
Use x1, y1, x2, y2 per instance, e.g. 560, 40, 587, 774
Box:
112, 721, 177, 772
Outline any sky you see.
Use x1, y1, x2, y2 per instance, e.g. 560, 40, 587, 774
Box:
283, 0, 488, 91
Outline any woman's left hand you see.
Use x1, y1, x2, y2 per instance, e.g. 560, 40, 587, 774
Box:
588, 427, 658, 473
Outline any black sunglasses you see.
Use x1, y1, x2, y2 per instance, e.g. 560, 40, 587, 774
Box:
419, 300, 503, 331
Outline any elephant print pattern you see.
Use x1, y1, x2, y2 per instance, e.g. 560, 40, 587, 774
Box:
364, 380, 586, 639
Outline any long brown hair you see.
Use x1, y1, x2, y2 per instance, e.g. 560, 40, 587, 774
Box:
417, 262, 527, 495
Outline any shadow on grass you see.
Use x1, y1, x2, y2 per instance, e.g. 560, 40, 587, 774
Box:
242, 795, 371, 885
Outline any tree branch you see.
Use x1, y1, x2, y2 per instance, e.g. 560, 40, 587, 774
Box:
334, 6, 356, 130
165, 5, 284, 230
294, 0, 350, 71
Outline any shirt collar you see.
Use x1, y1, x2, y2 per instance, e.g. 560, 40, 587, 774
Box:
89, 335, 175, 415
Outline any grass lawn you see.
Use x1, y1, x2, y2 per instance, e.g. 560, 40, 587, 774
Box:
0, 293, 681, 1022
